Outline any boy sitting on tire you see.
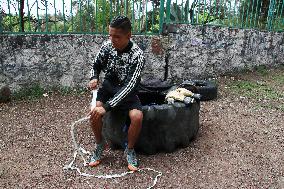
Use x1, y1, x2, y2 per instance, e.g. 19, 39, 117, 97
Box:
88, 16, 145, 171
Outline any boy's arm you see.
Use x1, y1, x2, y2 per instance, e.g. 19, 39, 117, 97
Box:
90, 42, 109, 81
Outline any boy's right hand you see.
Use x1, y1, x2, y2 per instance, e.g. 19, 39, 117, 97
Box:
88, 79, 98, 90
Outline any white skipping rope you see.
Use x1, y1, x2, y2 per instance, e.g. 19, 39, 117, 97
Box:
63, 90, 162, 189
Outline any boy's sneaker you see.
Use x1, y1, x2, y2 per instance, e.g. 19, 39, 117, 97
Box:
125, 147, 139, 171
89, 141, 105, 167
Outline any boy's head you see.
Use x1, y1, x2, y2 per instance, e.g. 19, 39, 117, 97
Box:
109, 16, 132, 51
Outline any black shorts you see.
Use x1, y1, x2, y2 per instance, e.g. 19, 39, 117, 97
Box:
97, 79, 142, 112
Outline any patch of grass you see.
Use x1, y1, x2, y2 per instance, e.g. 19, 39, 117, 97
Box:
272, 74, 284, 85
229, 80, 283, 100
225, 67, 283, 111
276, 104, 284, 111
255, 104, 284, 112
55, 86, 88, 96
12, 84, 88, 101
255, 65, 269, 76
270, 104, 284, 111
12, 84, 45, 101
57, 86, 73, 96
240, 65, 252, 74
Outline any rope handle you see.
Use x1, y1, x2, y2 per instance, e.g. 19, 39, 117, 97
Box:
90, 89, 98, 110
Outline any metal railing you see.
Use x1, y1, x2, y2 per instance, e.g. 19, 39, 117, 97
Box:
0, 0, 283, 35
178, 0, 284, 31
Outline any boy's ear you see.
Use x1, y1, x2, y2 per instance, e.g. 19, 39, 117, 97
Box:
127, 31, 131, 39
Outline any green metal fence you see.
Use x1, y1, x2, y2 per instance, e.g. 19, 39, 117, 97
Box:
0, 0, 283, 34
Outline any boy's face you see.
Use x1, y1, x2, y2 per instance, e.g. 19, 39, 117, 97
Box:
109, 26, 131, 51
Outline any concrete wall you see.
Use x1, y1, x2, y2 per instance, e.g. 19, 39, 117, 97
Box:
167, 25, 284, 82
0, 25, 283, 91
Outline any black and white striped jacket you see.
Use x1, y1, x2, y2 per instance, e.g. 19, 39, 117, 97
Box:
90, 40, 145, 111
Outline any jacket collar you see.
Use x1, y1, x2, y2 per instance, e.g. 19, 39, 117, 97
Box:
116, 40, 133, 55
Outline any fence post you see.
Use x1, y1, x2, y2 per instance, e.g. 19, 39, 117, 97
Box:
267, 0, 276, 31
166, 0, 171, 23
0, 12, 2, 33
159, 0, 165, 34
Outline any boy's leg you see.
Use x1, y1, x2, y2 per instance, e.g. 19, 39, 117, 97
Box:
128, 109, 143, 149
89, 101, 106, 167
89, 80, 111, 144
90, 101, 104, 144
125, 108, 143, 171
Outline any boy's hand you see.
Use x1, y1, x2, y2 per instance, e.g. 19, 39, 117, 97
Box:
88, 79, 98, 90
89, 106, 106, 121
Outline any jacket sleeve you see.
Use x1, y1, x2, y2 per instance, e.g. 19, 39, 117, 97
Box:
90, 42, 109, 81
102, 53, 145, 112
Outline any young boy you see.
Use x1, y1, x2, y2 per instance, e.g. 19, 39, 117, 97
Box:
88, 16, 145, 171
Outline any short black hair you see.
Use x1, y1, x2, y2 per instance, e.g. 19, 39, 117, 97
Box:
110, 15, 132, 33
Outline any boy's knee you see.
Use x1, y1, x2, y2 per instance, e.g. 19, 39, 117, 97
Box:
129, 109, 143, 123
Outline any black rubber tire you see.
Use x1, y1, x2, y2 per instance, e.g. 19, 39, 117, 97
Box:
138, 78, 174, 93
103, 99, 200, 155
0, 86, 11, 103
180, 80, 218, 101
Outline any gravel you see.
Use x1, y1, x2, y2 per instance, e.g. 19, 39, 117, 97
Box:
0, 74, 283, 189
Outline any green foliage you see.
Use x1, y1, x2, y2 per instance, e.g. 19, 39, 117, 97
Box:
2, 15, 18, 32
168, 0, 191, 23
0, 0, 162, 34
146, 11, 160, 33
272, 73, 284, 85
227, 66, 284, 110
1, 15, 35, 32
11, 84, 88, 101
229, 80, 283, 100
55, 86, 87, 96
12, 84, 45, 101
270, 16, 284, 31
197, 12, 216, 24
67, 0, 111, 33
1, 0, 283, 33
255, 65, 269, 76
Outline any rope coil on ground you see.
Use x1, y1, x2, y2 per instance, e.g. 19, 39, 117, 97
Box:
63, 91, 162, 188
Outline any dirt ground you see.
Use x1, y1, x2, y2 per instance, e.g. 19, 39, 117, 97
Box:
0, 68, 283, 189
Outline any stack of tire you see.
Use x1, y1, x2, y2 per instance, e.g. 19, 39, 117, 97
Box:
103, 79, 217, 155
